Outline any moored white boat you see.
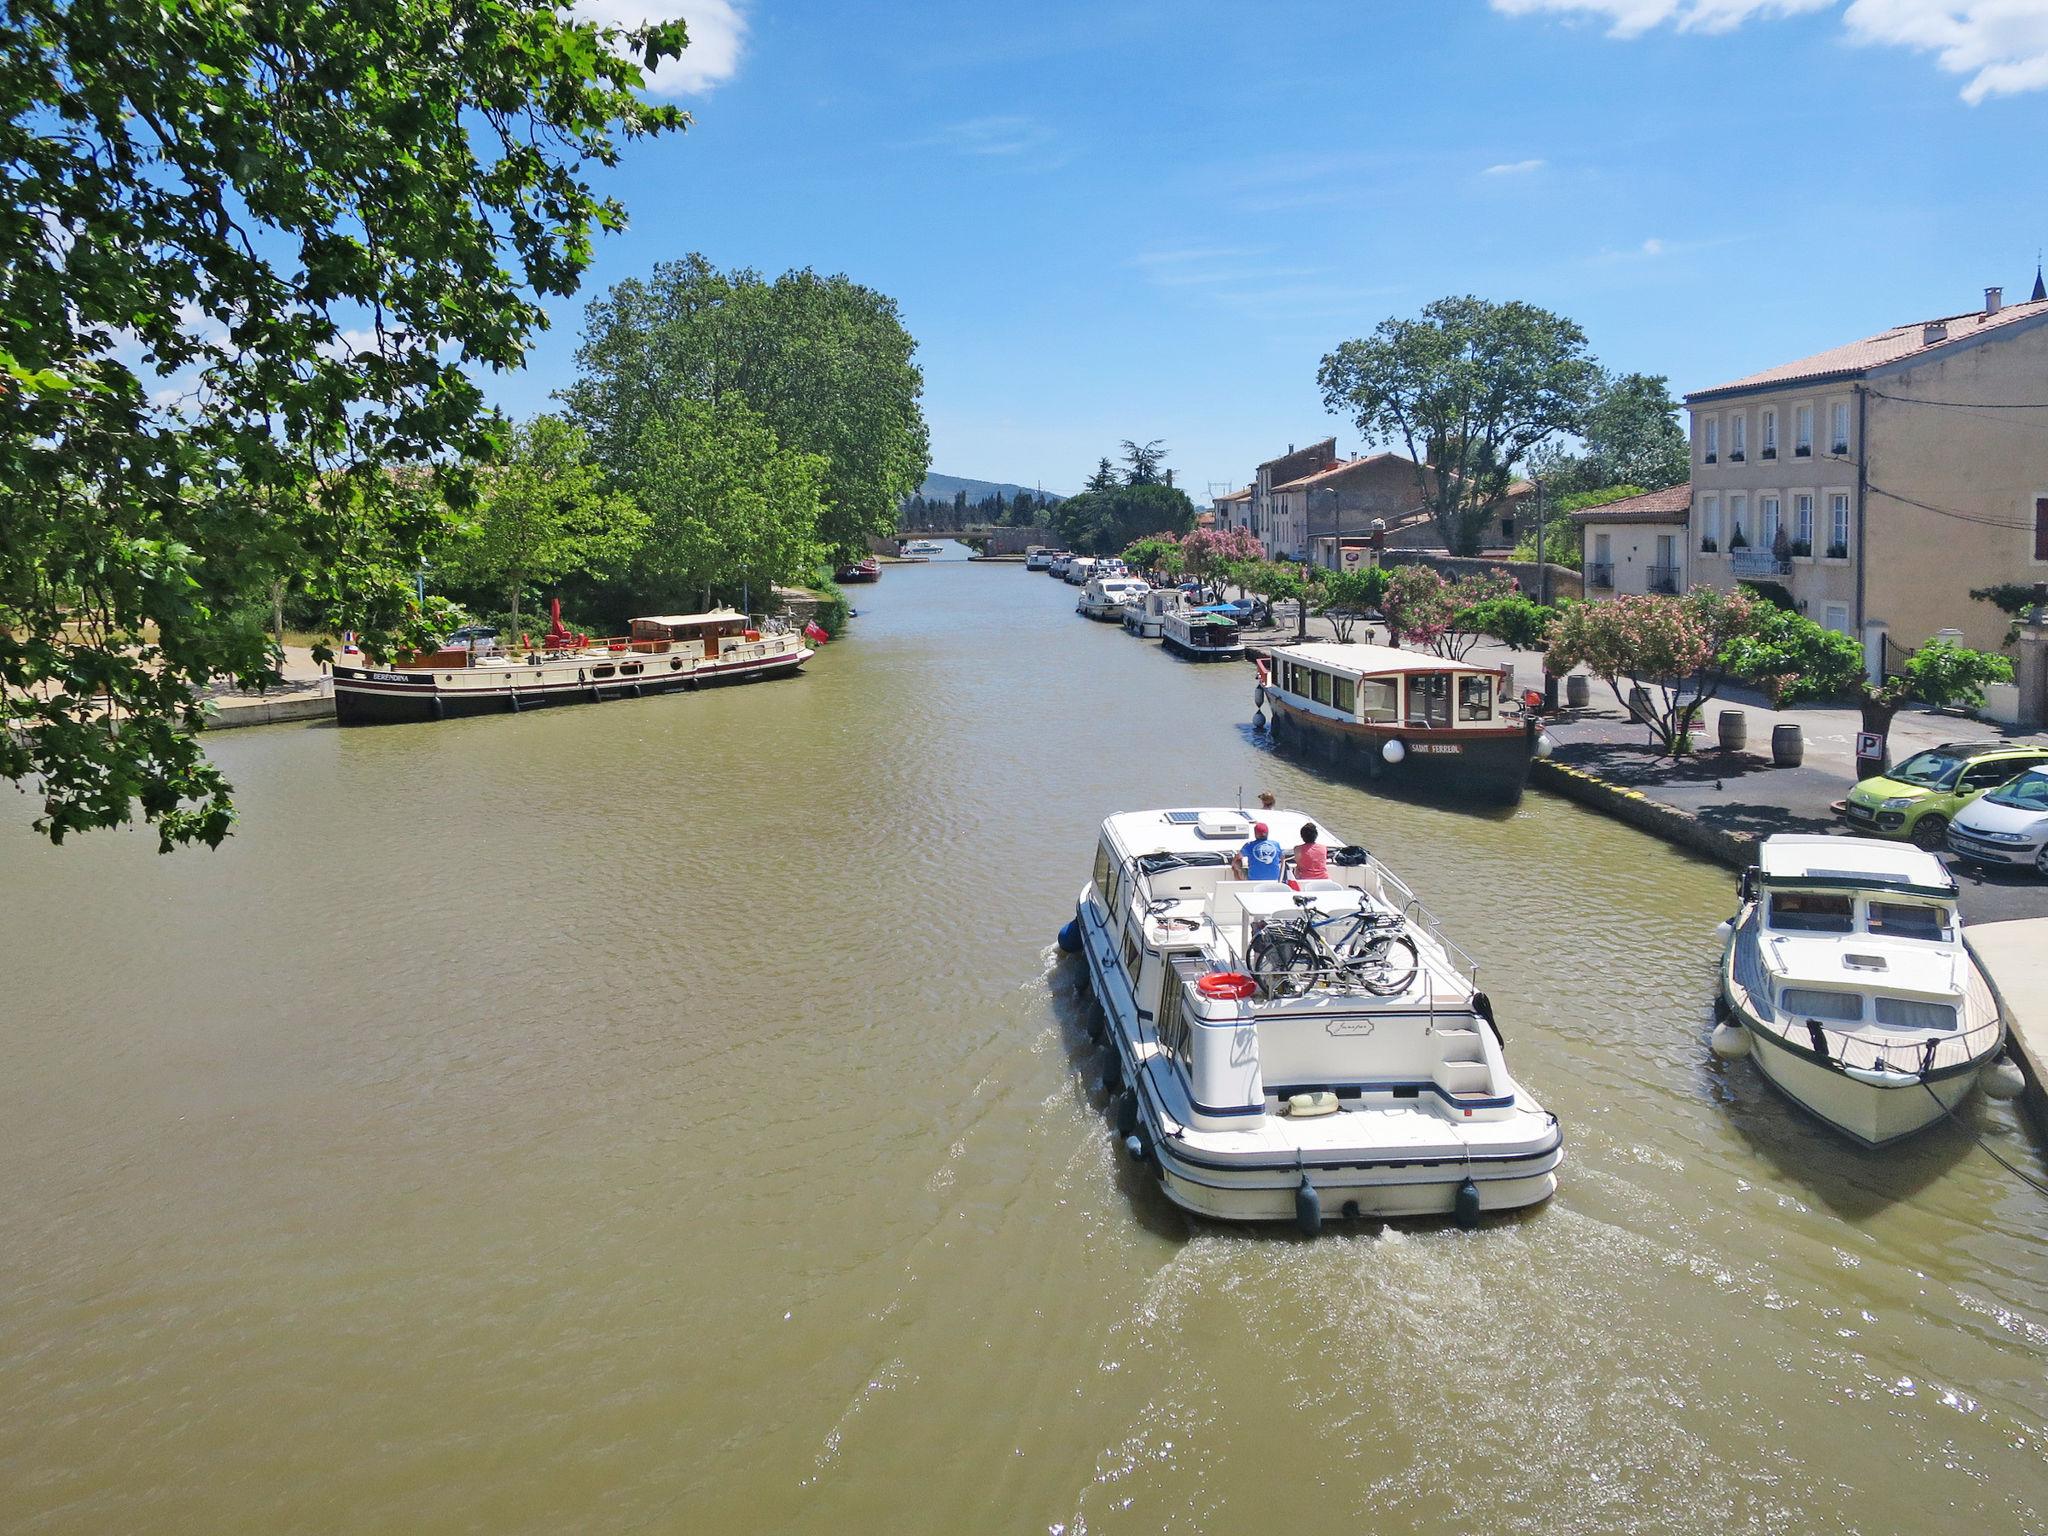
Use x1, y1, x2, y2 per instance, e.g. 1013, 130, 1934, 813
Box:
332, 610, 810, 725
1077, 576, 1150, 621
1059, 807, 1562, 1230
1718, 834, 2005, 1147
1122, 586, 1185, 639
1160, 605, 1244, 661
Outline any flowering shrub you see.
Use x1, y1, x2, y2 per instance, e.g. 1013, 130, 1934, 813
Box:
1121, 533, 1183, 580
1379, 565, 1519, 659
1178, 527, 1263, 584
1546, 587, 1758, 756
1721, 600, 1864, 704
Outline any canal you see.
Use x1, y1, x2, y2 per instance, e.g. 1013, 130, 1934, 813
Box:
3, 558, 2043, 1533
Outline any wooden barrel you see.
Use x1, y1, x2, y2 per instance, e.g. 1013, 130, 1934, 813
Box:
1565, 674, 1590, 709
1718, 709, 1747, 752
1771, 722, 1804, 766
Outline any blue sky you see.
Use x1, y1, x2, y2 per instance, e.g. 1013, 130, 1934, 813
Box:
497, 0, 2048, 501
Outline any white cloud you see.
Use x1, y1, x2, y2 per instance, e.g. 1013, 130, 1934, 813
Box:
572, 0, 747, 96
1494, 0, 2048, 99
1641, 236, 1667, 254
938, 116, 1053, 156
1482, 157, 1548, 175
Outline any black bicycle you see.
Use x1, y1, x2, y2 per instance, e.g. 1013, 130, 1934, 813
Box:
1247, 896, 1420, 999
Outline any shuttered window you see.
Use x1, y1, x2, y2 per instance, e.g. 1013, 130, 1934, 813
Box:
2036, 497, 2048, 562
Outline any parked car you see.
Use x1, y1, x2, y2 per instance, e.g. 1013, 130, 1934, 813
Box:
1840, 740, 2048, 849
1946, 767, 2048, 877
443, 625, 500, 653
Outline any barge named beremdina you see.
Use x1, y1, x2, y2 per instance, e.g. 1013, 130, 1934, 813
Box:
1256, 643, 1551, 804
332, 609, 812, 725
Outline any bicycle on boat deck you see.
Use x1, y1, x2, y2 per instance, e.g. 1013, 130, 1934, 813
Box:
1247, 894, 1421, 1000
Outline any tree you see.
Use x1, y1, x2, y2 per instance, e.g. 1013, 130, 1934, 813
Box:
1085, 457, 1119, 493
568, 255, 930, 562
1377, 566, 1517, 660
1513, 485, 1647, 569
455, 416, 645, 643
1526, 373, 1689, 495
1050, 482, 1196, 554
1122, 534, 1182, 579
1121, 439, 1167, 485
1315, 567, 1390, 643
1178, 527, 1264, 590
1905, 640, 2013, 711
1319, 296, 1600, 555
0, 0, 686, 848
1546, 589, 1759, 757
1719, 599, 1865, 705
628, 396, 829, 612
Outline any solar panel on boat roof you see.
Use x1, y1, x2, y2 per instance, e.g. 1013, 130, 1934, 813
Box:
1163, 811, 1201, 824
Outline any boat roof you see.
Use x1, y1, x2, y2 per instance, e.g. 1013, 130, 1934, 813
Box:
1756, 834, 1955, 896
630, 609, 748, 627
1103, 806, 1330, 856
1274, 641, 1498, 678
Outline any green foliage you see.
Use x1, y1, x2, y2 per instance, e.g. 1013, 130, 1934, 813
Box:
1379, 566, 1519, 660
1546, 589, 1760, 756
1526, 373, 1689, 495
1461, 595, 1556, 651
1720, 600, 1864, 705
1511, 485, 1646, 568
1315, 566, 1391, 643
450, 415, 645, 640
1970, 582, 2046, 646
1051, 482, 1196, 554
0, 0, 685, 848
568, 255, 930, 562
1121, 440, 1167, 485
1122, 535, 1181, 578
627, 396, 830, 611
1318, 296, 1600, 556
1904, 640, 2013, 711
807, 580, 852, 639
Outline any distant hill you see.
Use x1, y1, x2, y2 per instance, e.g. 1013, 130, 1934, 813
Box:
915, 472, 1064, 505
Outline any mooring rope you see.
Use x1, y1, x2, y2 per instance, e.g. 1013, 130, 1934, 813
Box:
1921, 1078, 2048, 1198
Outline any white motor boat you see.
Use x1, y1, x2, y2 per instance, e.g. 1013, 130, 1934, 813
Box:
1123, 587, 1186, 639
903, 539, 944, 558
1160, 604, 1244, 661
1718, 834, 2005, 1147
1077, 576, 1150, 621
1058, 807, 1562, 1231
1063, 557, 1097, 586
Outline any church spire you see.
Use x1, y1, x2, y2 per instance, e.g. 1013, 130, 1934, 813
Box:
2033, 261, 2046, 304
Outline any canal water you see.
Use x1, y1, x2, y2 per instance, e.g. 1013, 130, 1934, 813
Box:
3, 560, 2044, 1534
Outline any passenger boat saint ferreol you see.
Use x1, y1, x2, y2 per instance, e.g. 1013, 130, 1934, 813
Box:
1057, 807, 1563, 1233
1716, 834, 2007, 1147
331, 603, 813, 725
1256, 643, 1553, 804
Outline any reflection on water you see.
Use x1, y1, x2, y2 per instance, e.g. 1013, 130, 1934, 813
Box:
0, 560, 2043, 1534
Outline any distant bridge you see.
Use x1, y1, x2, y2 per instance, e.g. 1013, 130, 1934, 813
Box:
875, 525, 1053, 557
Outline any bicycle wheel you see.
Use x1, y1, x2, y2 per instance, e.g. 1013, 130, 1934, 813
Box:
1356, 934, 1420, 996
1249, 928, 1318, 999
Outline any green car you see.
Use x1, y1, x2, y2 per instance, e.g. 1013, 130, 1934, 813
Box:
1841, 741, 2048, 850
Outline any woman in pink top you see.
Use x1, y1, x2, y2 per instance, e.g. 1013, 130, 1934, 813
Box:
1291, 822, 1329, 881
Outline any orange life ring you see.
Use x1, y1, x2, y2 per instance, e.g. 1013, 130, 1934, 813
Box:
1198, 972, 1258, 1000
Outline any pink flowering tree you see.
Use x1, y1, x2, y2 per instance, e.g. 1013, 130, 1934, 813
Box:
1379, 566, 1516, 660
1179, 527, 1263, 593
1545, 588, 1758, 756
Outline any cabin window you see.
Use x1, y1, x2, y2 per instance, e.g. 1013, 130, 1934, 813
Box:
1093, 840, 1112, 898
1780, 987, 1863, 1022
1311, 669, 1331, 706
1769, 893, 1854, 933
1106, 858, 1126, 923
1156, 972, 1191, 1066
1359, 679, 1398, 722
1122, 926, 1142, 975
1867, 903, 1952, 942
1409, 674, 1451, 728
1873, 997, 1958, 1032
1332, 676, 1356, 715
1457, 675, 1493, 722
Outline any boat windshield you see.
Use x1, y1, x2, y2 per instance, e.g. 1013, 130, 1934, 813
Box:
1769, 893, 1854, 933
1986, 769, 2048, 811
1889, 748, 1967, 789
1866, 902, 1953, 942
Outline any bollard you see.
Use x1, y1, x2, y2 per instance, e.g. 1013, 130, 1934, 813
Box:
1771, 722, 1804, 767
1718, 709, 1747, 753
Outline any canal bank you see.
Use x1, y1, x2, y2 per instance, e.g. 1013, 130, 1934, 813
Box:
5, 557, 2047, 1535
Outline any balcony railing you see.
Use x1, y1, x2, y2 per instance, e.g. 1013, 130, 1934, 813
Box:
1730, 548, 1789, 578
1588, 562, 1614, 589
1647, 564, 1680, 594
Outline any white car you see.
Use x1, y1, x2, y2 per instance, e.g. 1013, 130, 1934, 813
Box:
1946, 767, 2048, 877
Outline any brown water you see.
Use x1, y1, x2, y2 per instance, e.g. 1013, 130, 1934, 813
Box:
3, 558, 2045, 1535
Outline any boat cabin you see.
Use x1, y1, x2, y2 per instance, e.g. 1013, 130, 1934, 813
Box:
1269, 643, 1505, 731
628, 611, 756, 659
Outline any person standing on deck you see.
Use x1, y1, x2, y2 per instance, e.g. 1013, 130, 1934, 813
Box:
1232, 822, 1285, 883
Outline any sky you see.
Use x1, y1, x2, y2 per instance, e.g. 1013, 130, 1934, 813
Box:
492, 0, 2048, 501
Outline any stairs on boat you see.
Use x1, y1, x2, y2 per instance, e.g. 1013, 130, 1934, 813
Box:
1432, 1024, 1494, 1101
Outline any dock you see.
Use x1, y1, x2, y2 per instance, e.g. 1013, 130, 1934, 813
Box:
1965, 917, 2048, 1135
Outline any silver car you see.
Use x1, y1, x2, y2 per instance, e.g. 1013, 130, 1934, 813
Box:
1946, 767, 2048, 878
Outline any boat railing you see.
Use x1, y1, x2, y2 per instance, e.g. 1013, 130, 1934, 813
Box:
1745, 936, 2004, 1075
1367, 857, 1479, 985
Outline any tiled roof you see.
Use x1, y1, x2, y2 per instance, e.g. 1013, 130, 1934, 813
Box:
1271, 451, 1414, 492
1568, 483, 1691, 525
1257, 437, 1337, 476
1688, 298, 2048, 401
1214, 486, 1252, 502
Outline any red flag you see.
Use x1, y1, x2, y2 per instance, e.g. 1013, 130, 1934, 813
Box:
803, 621, 830, 645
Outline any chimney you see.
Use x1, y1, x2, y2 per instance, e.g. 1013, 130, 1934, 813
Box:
1985, 286, 2003, 316
1923, 320, 1948, 345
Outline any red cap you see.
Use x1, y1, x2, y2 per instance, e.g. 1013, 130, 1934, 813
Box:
1253, 821, 1269, 836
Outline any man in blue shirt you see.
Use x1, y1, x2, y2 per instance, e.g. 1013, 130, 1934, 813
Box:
1233, 821, 1285, 882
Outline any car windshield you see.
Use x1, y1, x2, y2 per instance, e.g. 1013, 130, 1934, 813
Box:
1890, 749, 1966, 789
1986, 770, 2048, 811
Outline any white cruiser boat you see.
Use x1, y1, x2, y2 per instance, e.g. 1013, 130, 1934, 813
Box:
1077, 576, 1150, 621
1719, 835, 2005, 1147
903, 539, 944, 558
1123, 587, 1186, 639
332, 610, 810, 725
1160, 604, 1244, 662
1058, 807, 1562, 1231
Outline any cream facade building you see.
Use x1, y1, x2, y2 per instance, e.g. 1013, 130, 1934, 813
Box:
1572, 484, 1690, 596
1685, 281, 2048, 657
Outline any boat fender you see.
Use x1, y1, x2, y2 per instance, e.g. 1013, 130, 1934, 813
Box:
1123, 1130, 1149, 1163
1382, 739, 1406, 765
1294, 1176, 1322, 1237
1534, 731, 1556, 760
1057, 917, 1082, 954
507, 692, 521, 713
429, 696, 445, 722
1116, 1090, 1139, 1141
1804, 1019, 1830, 1060
1709, 1022, 1751, 1059
629, 682, 642, 698
1341, 1199, 1361, 1220
1453, 1177, 1482, 1230
1252, 710, 1267, 734
1714, 917, 1735, 941
1983, 1056, 2026, 1101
